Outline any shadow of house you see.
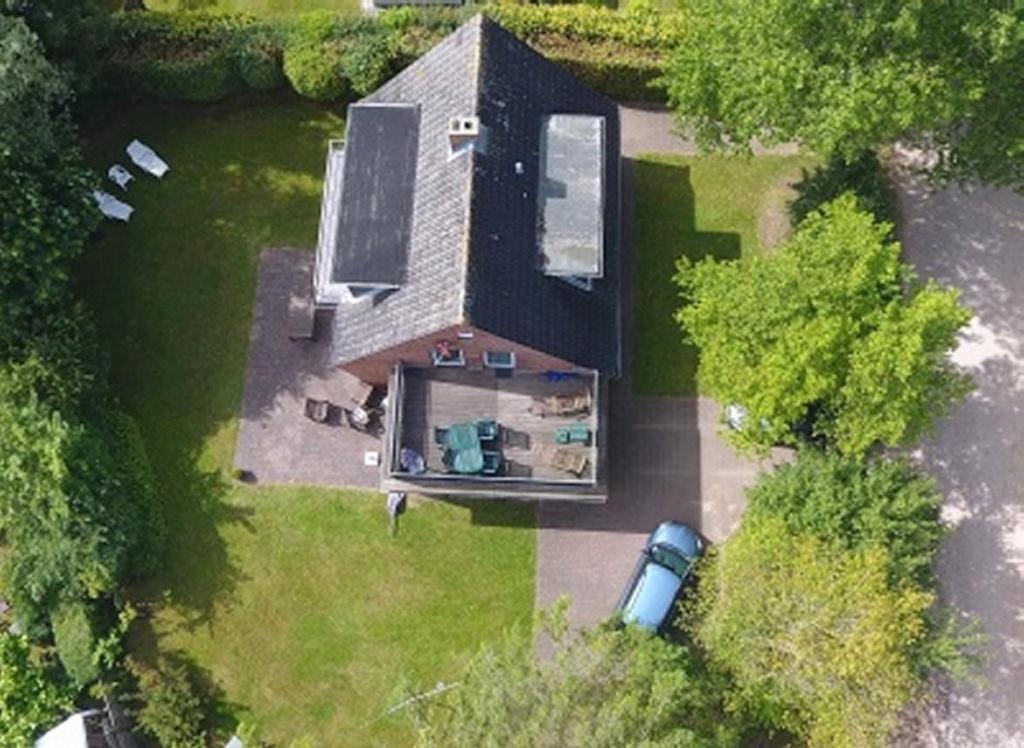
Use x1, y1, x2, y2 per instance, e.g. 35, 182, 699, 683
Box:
629, 159, 741, 395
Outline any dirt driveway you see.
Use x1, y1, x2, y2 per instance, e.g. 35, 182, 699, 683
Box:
893, 150, 1024, 747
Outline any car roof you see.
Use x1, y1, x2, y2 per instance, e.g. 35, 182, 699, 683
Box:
622, 562, 683, 631
648, 522, 703, 559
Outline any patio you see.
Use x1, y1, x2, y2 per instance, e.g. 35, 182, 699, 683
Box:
233, 248, 381, 488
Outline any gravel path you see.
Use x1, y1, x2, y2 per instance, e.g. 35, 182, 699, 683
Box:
893, 148, 1024, 747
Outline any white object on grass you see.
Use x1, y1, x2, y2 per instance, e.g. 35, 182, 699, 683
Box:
107, 164, 134, 191
126, 139, 169, 178
93, 190, 133, 222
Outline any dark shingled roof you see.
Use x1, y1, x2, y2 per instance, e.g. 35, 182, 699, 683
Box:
328, 15, 621, 375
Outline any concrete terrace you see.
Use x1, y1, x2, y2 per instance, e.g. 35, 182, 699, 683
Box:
233, 249, 380, 489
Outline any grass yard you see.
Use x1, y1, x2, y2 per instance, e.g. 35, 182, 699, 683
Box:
143, 0, 360, 14
630, 153, 819, 395
77, 95, 535, 745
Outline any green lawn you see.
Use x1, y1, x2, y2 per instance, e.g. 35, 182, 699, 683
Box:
630, 153, 818, 395
77, 95, 535, 745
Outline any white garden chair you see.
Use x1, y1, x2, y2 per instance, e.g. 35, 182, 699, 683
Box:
126, 139, 169, 178
107, 164, 134, 191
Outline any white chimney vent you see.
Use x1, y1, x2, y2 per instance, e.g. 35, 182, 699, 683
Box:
448, 116, 486, 155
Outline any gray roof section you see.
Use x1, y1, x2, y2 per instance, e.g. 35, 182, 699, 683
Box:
329, 16, 620, 375
333, 104, 420, 286
538, 114, 605, 277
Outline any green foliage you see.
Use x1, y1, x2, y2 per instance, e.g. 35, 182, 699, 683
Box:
103, 7, 677, 103
0, 18, 99, 344
134, 658, 208, 748
104, 11, 253, 100
0, 368, 164, 626
410, 606, 742, 747
0, 632, 72, 747
790, 151, 895, 228
663, 0, 1024, 187
283, 15, 397, 101
1, 0, 103, 52
675, 194, 972, 456
282, 36, 347, 101
236, 30, 285, 91
52, 600, 101, 687
746, 449, 945, 586
695, 515, 930, 748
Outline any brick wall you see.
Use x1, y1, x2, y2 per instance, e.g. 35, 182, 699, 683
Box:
340, 323, 575, 386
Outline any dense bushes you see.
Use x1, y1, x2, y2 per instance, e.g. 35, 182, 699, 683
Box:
132, 658, 209, 748
282, 14, 397, 101
52, 601, 101, 687
0, 632, 72, 747
100, 6, 679, 104
790, 150, 895, 228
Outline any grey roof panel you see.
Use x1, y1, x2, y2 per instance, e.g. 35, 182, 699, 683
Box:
333, 104, 420, 286
538, 115, 604, 278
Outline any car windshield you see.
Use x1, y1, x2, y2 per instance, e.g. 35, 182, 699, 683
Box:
649, 544, 690, 579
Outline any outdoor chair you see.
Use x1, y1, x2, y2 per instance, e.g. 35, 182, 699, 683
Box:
126, 139, 170, 178
541, 446, 589, 477
93, 190, 133, 223
555, 423, 591, 445
476, 418, 500, 443
532, 389, 592, 418
434, 426, 449, 446
481, 451, 504, 476
304, 398, 334, 424
108, 164, 134, 191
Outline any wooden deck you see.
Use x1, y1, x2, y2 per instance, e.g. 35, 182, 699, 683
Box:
388, 367, 603, 492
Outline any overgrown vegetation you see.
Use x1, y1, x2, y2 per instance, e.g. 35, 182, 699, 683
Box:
405, 605, 744, 747
664, 0, 1024, 188
0, 8, 165, 739
99, 5, 679, 104
0, 632, 73, 747
675, 193, 972, 456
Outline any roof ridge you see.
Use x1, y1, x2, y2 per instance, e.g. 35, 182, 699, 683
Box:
456, 14, 488, 325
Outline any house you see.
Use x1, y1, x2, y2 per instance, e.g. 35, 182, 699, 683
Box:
313, 15, 620, 501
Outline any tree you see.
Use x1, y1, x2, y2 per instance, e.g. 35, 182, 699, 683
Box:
675, 194, 971, 456
0, 632, 72, 747
406, 607, 743, 747
694, 515, 931, 748
0, 367, 163, 626
133, 657, 208, 748
745, 449, 945, 587
663, 0, 1024, 187
0, 18, 99, 353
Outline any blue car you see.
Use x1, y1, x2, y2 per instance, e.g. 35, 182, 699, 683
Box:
615, 522, 704, 632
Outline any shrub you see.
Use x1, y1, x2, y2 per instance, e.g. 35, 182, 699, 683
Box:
51, 601, 101, 687
237, 32, 285, 91
343, 28, 399, 96
103, 8, 679, 104
790, 150, 895, 228
134, 658, 208, 748
283, 39, 348, 101
104, 11, 252, 101
0, 633, 72, 747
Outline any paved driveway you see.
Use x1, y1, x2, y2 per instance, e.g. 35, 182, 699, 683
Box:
893, 151, 1024, 747
535, 107, 783, 629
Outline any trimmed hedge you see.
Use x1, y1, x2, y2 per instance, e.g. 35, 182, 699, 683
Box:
52, 601, 100, 687
101, 6, 679, 103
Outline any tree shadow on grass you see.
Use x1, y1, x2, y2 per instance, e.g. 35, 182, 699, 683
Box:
630, 159, 740, 395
